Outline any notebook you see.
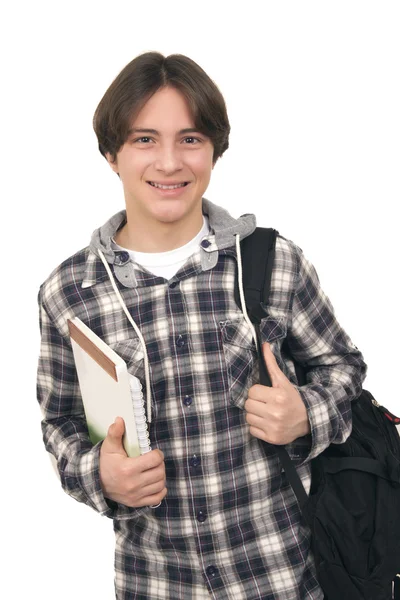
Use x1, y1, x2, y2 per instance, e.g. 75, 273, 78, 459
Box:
67, 317, 151, 457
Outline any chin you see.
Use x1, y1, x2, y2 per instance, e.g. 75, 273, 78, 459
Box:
151, 203, 194, 223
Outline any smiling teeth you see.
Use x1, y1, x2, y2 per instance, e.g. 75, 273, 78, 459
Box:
150, 182, 187, 189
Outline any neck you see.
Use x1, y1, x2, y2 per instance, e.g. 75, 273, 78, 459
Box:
115, 208, 204, 253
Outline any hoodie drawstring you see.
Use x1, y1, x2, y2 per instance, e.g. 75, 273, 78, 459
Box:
97, 249, 153, 423
235, 233, 259, 354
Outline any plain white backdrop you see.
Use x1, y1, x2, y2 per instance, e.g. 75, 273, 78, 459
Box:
2, 1, 399, 598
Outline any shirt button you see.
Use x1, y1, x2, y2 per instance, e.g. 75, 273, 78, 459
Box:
197, 510, 207, 522
176, 335, 185, 347
115, 251, 130, 265
183, 395, 193, 406
189, 455, 200, 468
169, 281, 178, 289
201, 239, 211, 249
206, 565, 218, 578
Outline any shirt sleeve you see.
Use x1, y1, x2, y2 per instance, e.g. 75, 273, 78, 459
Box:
36, 289, 153, 522
36, 292, 117, 517
283, 245, 367, 465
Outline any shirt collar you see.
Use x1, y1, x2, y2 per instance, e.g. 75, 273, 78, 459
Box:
81, 198, 256, 289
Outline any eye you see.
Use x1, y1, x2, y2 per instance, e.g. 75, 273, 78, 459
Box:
183, 137, 201, 144
134, 137, 153, 143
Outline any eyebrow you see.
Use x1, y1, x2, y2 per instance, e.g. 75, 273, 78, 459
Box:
128, 127, 202, 136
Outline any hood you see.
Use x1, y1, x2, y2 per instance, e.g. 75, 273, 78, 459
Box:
88, 197, 257, 262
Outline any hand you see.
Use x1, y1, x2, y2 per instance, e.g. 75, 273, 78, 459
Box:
99, 417, 167, 507
244, 342, 311, 445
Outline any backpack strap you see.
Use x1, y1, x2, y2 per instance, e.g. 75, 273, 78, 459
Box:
234, 227, 278, 326
237, 227, 311, 518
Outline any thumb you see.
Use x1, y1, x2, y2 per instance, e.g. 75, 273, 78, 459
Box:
104, 416, 127, 456
262, 342, 284, 388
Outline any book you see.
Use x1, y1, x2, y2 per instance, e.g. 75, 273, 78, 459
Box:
67, 317, 151, 457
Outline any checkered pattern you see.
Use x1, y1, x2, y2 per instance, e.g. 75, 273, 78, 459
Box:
37, 203, 366, 599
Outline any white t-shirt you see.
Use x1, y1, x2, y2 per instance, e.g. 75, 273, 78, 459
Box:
111, 215, 210, 280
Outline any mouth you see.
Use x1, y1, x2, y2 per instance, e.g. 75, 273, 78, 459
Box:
147, 181, 190, 190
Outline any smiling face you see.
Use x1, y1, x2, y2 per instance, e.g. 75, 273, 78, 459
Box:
106, 86, 216, 247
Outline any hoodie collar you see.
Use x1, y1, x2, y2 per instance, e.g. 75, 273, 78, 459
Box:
81, 197, 257, 289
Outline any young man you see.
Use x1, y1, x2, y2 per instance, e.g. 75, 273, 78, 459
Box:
37, 52, 366, 599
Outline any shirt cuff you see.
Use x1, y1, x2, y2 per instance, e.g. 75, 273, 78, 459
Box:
75, 442, 153, 522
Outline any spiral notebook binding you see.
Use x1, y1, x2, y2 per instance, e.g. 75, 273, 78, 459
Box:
128, 374, 152, 454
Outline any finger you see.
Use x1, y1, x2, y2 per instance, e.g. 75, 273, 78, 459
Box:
137, 464, 166, 488
104, 417, 128, 456
137, 487, 168, 508
136, 449, 165, 472
247, 384, 275, 403
138, 478, 167, 499
262, 342, 285, 388
245, 398, 269, 418
245, 411, 268, 429
248, 425, 270, 443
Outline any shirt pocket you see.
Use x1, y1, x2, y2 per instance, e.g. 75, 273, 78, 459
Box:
108, 337, 159, 426
219, 317, 258, 409
108, 338, 148, 410
259, 315, 287, 345
108, 338, 145, 381
259, 315, 290, 376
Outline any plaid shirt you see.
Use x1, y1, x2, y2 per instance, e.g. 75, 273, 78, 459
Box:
37, 199, 366, 599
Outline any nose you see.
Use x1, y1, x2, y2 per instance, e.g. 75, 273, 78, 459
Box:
154, 144, 184, 174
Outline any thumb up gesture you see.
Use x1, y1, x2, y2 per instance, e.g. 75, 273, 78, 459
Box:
245, 342, 311, 445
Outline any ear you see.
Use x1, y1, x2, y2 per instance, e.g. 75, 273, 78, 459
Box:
105, 152, 119, 174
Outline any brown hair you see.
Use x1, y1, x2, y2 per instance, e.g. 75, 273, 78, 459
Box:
92, 51, 230, 168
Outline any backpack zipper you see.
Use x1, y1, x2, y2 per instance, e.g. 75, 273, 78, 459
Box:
368, 392, 400, 424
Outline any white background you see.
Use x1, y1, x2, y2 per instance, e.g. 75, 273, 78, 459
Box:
2, 1, 399, 598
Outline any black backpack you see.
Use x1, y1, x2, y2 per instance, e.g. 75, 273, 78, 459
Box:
235, 227, 400, 600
